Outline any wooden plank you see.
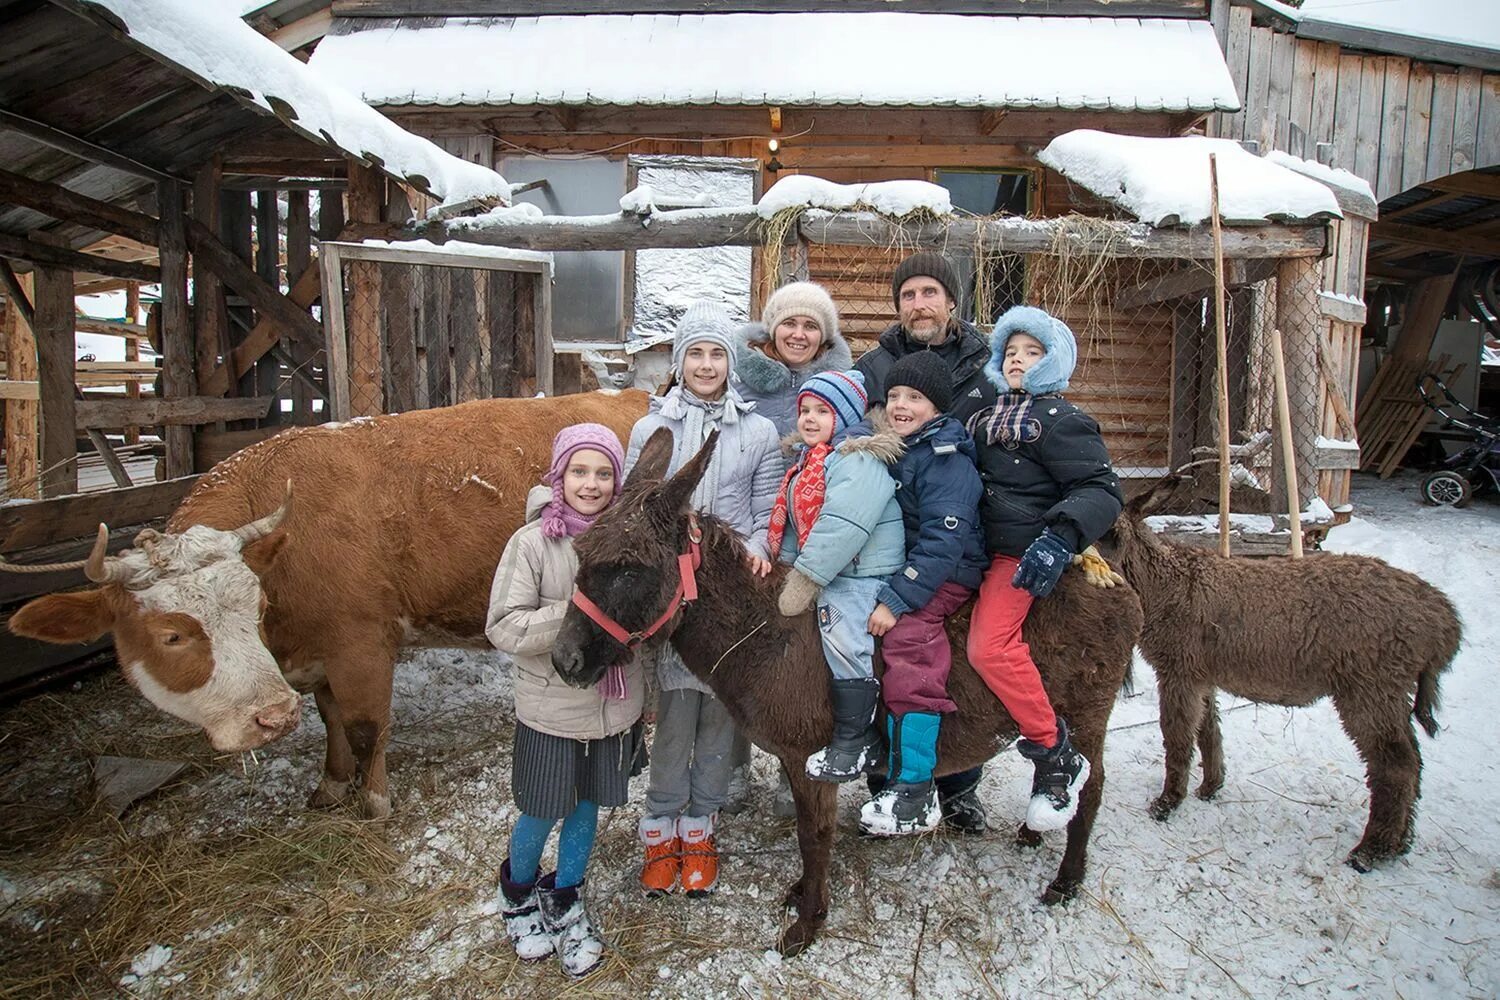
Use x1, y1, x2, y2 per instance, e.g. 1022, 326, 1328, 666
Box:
1425, 68, 1459, 188
1317, 292, 1366, 326
158, 181, 195, 480
184, 218, 323, 354
1391, 270, 1460, 363
2, 269, 38, 498
777, 143, 1028, 170
422, 265, 452, 406
0, 476, 201, 553
1116, 259, 1274, 309
285, 190, 315, 424
1288, 37, 1318, 158
0, 232, 159, 283
1169, 300, 1201, 470
487, 269, 517, 398
1451, 66, 1483, 174
534, 268, 554, 396
0, 167, 159, 245
1425, 173, 1500, 199
331, 0, 1211, 15
198, 259, 322, 396
0, 108, 177, 186
1401, 63, 1435, 194
74, 317, 147, 339
253, 190, 282, 417
1375, 57, 1409, 202
1353, 56, 1385, 188
75, 396, 273, 429
1265, 28, 1296, 152
0, 381, 40, 400
195, 426, 284, 471
1479, 72, 1500, 173
34, 264, 77, 497
1373, 221, 1500, 259
381, 262, 418, 412
1242, 24, 1275, 151
1330, 52, 1365, 173
192, 156, 229, 389
450, 268, 481, 403
124, 282, 141, 445
317, 243, 350, 420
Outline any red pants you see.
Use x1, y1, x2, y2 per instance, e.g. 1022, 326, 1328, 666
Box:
965, 555, 1058, 746
879, 580, 973, 716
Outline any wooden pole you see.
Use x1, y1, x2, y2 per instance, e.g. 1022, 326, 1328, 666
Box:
1269, 325, 1304, 558
2, 270, 38, 498
1209, 154, 1232, 558
158, 180, 195, 480
34, 263, 78, 497
124, 282, 141, 445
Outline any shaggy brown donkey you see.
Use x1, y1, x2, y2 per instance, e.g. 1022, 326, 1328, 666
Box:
552, 429, 1143, 956
1103, 475, 1462, 872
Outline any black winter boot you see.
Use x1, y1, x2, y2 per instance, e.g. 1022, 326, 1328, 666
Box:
805, 678, 882, 782
1016, 718, 1091, 833
937, 767, 989, 836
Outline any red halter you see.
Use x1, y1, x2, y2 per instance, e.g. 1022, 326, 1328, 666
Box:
571, 518, 703, 651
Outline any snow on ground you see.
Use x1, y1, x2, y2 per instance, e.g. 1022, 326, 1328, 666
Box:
0, 474, 1495, 998
1040, 131, 1343, 227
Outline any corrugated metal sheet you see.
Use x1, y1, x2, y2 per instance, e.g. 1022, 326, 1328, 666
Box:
310, 13, 1241, 113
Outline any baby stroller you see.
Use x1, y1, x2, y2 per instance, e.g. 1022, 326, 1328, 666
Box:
1416, 373, 1500, 507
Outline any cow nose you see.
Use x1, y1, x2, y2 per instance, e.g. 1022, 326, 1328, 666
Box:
256, 697, 301, 736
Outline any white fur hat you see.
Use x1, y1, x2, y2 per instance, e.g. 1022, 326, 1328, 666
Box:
761, 282, 840, 347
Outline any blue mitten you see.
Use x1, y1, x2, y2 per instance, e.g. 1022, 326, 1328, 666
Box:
1012, 529, 1073, 598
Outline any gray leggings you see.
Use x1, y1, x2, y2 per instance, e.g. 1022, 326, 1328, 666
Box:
644, 687, 736, 818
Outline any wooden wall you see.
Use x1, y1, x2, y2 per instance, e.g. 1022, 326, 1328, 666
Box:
1212, 5, 1500, 200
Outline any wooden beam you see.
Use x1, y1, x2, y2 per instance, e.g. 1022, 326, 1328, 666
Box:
76, 396, 273, 429
0, 233, 160, 283
0, 476, 200, 553
1372, 221, 1500, 260
0, 108, 179, 185
124, 281, 141, 445
34, 264, 77, 497
268, 7, 333, 50
75, 387, 132, 488
1391, 270, 1459, 364
0, 259, 35, 330
75, 317, 148, 339
0, 168, 160, 246
1424, 173, 1500, 200
158, 181, 195, 480
418, 207, 1328, 258
2, 269, 38, 498
0, 381, 40, 400
978, 109, 1009, 136
198, 258, 322, 396
193, 156, 230, 393
331, 1, 1210, 16
1382, 191, 1464, 222
1116, 258, 1276, 309
184, 218, 323, 353
1317, 291, 1367, 326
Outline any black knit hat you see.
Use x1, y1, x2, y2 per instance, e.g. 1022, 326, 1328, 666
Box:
891, 251, 960, 308
885, 350, 953, 414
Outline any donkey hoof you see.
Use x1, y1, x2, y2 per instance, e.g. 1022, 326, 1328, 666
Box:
1345, 847, 1384, 873
1196, 782, 1223, 801
1014, 823, 1043, 849
777, 920, 819, 958
1042, 877, 1081, 906
782, 881, 804, 912
1148, 795, 1181, 822
307, 777, 351, 810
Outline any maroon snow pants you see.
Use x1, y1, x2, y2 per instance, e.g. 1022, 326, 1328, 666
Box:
879, 580, 973, 716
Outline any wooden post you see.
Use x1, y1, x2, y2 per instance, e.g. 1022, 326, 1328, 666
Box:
1208, 154, 1232, 558
345, 160, 384, 416
123, 281, 140, 445
193, 156, 229, 394
254, 190, 282, 420
1269, 325, 1304, 558
285, 189, 314, 424
158, 180, 195, 480
34, 263, 77, 497
2, 270, 38, 498
1276, 254, 1323, 506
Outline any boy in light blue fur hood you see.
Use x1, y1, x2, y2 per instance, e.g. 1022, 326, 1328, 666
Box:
772, 369, 906, 783
964, 305, 1124, 834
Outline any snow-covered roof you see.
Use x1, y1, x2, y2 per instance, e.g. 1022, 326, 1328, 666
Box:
79, 0, 510, 212
1251, 0, 1500, 65
308, 14, 1240, 113
1039, 130, 1343, 227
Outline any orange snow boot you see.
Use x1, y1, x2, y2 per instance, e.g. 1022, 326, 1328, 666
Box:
638, 815, 679, 897
678, 815, 718, 898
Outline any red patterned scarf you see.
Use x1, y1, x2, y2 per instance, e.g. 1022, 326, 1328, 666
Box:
766, 442, 833, 556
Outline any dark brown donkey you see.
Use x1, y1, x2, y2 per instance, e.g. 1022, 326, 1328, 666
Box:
552, 429, 1143, 956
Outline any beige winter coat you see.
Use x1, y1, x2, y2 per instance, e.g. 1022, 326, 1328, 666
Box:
484, 485, 645, 740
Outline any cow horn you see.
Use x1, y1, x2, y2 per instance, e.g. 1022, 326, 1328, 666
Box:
85, 524, 135, 584
232, 480, 293, 545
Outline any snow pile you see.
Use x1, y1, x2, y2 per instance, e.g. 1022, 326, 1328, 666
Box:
1265, 151, 1376, 205
1039, 130, 1343, 226
83, 0, 509, 212
354, 237, 552, 267
308, 14, 1240, 113
758, 176, 952, 219
619, 186, 716, 215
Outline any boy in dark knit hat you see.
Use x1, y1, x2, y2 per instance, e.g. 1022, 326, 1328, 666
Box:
856, 350, 990, 836
772, 370, 907, 782
965, 305, 1124, 833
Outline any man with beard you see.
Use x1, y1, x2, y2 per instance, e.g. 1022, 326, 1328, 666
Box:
855, 251, 997, 835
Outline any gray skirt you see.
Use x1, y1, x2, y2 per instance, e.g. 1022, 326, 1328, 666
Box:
511, 721, 642, 819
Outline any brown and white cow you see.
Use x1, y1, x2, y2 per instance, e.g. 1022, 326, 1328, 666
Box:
9, 390, 649, 817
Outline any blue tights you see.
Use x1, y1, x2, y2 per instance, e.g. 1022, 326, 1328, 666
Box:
508, 800, 599, 889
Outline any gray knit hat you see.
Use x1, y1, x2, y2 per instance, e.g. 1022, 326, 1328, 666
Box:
761, 281, 840, 348
891, 251, 960, 308
671, 300, 738, 375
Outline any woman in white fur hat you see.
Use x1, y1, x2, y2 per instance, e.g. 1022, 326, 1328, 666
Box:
623, 300, 782, 900
733, 281, 852, 437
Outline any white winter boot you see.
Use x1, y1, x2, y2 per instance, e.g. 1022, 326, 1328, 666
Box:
498, 858, 553, 961
535, 873, 605, 978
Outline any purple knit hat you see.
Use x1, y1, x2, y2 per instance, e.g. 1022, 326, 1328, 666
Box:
540, 423, 625, 539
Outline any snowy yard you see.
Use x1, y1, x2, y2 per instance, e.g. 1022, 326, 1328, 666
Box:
0, 474, 1495, 998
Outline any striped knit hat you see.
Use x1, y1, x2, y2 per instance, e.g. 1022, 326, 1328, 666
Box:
798, 369, 868, 436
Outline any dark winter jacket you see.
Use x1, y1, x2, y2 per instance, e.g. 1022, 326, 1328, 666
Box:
967, 395, 1124, 558
734, 321, 854, 436
854, 319, 998, 425
855, 409, 988, 616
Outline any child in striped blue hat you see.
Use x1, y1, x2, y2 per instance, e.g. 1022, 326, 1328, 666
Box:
770, 370, 908, 781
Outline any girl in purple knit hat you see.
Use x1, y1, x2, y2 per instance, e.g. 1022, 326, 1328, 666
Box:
484, 422, 642, 979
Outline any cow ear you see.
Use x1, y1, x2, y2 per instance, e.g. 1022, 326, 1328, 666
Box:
8, 590, 116, 644
652, 429, 720, 516
242, 532, 288, 577
626, 427, 674, 490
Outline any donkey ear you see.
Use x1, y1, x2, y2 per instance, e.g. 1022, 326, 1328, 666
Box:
626, 428, 675, 491
1128, 472, 1190, 518
652, 429, 720, 515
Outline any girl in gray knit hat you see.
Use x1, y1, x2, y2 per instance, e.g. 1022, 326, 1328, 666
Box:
623, 300, 782, 899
